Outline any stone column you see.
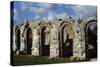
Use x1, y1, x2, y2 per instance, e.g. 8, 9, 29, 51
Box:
13, 28, 16, 52
20, 25, 25, 52
31, 27, 40, 56
79, 26, 86, 60
50, 25, 59, 58
73, 24, 86, 60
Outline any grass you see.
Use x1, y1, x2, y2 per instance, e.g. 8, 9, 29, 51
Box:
12, 55, 93, 66
13, 55, 72, 66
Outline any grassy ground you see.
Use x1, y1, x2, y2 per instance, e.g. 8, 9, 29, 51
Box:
13, 55, 73, 66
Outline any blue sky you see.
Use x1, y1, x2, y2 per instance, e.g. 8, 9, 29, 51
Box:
12, 1, 97, 25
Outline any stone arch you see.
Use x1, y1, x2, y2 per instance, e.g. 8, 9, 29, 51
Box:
25, 27, 33, 55
60, 21, 75, 57
15, 27, 21, 52
85, 18, 97, 59
40, 23, 51, 56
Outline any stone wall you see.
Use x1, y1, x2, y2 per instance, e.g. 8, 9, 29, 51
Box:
13, 16, 97, 60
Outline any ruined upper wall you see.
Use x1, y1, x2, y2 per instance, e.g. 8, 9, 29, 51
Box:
14, 16, 97, 34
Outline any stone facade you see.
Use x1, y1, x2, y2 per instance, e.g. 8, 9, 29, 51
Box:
12, 16, 97, 60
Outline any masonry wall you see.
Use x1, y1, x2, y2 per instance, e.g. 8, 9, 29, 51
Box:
12, 16, 97, 60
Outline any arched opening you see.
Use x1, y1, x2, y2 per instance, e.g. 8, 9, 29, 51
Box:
85, 22, 97, 59
16, 29, 20, 51
26, 28, 32, 55
41, 26, 50, 56
61, 25, 73, 57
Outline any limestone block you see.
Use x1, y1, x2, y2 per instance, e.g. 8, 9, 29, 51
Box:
20, 37, 25, 51
16, 50, 20, 55
31, 28, 39, 56
13, 33, 16, 52
20, 25, 25, 51
50, 25, 59, 58
50, 42, 59, 58
31, 45, 39, 56
73, 30, 86, 60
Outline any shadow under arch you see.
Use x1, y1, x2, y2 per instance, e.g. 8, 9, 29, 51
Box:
40, 26, 50, 56
15, 28, 20, 51
85, 20, 97, 59
25, 27, 33, 55
60, 22, 75, 58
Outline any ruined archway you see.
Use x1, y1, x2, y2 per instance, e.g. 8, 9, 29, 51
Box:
60, 22, 74, 57
26, 28, 32, 55
85, 20, 97, 59
41, 26, 50, 56
16, 28, 20, 51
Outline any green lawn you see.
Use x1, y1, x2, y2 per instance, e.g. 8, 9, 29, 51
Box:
13, 55, 73, 66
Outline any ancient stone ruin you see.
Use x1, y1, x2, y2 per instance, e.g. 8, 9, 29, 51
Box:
12, 16, 97, 60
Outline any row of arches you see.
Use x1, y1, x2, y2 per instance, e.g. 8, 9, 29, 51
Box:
15, 23, 74, 58
14, 19, 97, 59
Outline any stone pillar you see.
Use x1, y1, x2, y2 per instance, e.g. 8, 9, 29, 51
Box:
20, 25, 25, 52
79, 26, 86, 60
50, 25, 59, 58
13, 28, 16, 52
73, 23, 86, 60
31, 27, 40, 56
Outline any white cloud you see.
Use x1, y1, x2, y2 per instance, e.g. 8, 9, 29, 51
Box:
13, 8, 17, 20
43, 11, 68, 21
29, 6, 47, 14
72, 5, 97, 18
37, 3, 53, 8
34, 15, 41, 19
20, 2, 53, 14
20, 2, 34, 11
20, 2, 28, 11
